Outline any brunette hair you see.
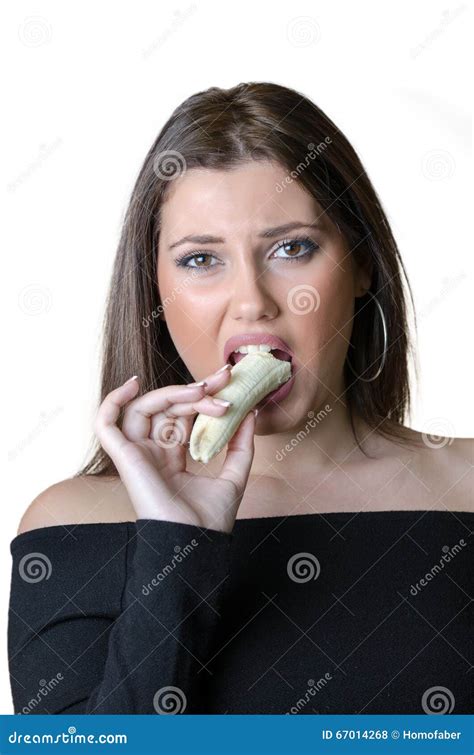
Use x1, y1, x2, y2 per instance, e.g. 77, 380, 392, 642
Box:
75, 81, 420, 478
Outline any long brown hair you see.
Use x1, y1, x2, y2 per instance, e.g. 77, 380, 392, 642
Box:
75, 81, 420, 478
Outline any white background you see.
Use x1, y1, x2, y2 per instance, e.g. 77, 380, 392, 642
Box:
2, 0, 471, 713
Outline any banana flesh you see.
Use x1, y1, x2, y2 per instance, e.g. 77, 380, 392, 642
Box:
189, 351, 292, 463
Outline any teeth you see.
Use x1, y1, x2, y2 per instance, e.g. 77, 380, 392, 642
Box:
189, 352, 292, 464
233, 344, 272, 354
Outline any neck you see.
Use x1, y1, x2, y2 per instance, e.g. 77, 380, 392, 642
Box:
250, 397, 374, 480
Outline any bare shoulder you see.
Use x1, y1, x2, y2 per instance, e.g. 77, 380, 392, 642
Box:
402, 431, 474, 512
441, 436, 474, 505
17, 475, 136, 536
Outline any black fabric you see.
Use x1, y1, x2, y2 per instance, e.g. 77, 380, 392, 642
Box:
8, 510, 473, 715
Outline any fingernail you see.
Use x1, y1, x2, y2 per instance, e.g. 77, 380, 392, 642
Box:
188, 380, 207, 387
213, 398, 232, 407
216, 363, 232, 373
124, 375, 138, 385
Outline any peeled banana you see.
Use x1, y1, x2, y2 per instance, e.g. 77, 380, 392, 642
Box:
189, 351, 292, 463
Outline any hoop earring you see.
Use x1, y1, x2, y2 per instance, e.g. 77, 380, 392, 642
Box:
345, 291, 388, 382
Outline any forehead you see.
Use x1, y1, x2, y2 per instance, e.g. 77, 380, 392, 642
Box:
158, 160, 325, 239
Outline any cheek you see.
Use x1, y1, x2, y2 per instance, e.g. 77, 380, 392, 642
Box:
158, 260, 223, 315
297, 268, 355, 361
157, 267, 225, 377
321, 274, 354, 338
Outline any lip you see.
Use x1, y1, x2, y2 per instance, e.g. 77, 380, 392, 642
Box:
223, 333, 294, 365
254, 370, 297, 411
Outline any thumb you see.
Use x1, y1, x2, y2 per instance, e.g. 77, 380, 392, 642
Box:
218, 410, 257, 491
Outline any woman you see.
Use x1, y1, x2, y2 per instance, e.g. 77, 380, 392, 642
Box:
8, 82, 472, 715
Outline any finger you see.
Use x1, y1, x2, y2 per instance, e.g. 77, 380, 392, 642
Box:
122, 382, 209, 441
149, 413, 194, 451
134, 364, 233, 416
122, 367, 233, 442
95, 376, 140, 458
218, 410, 257, 490
148, 397, 231, 450
163, 396, 233, 418
198, 363, 233, 388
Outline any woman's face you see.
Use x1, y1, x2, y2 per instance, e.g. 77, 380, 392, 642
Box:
156, 159, 370, 429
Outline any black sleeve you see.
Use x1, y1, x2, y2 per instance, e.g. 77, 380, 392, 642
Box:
8, 518, 234, 714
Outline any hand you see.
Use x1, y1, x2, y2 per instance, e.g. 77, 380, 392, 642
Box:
94, 366, 257, 533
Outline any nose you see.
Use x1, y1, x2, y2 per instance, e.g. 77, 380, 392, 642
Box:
229, 259, 279, 321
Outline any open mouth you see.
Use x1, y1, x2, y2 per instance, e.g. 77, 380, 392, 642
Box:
226, 347, 296, 410
228, 348, 293, 368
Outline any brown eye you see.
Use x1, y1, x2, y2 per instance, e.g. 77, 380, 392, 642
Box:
283, 242, 303, 256
175, 236, 319, 272
192, 254, 212, 267
272, 237, 319, 262
175, 252, 218, 271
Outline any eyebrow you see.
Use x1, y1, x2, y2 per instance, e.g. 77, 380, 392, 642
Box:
168, 221, 323, 250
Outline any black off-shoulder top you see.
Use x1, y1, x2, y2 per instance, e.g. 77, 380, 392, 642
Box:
7, 509, 473, 715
